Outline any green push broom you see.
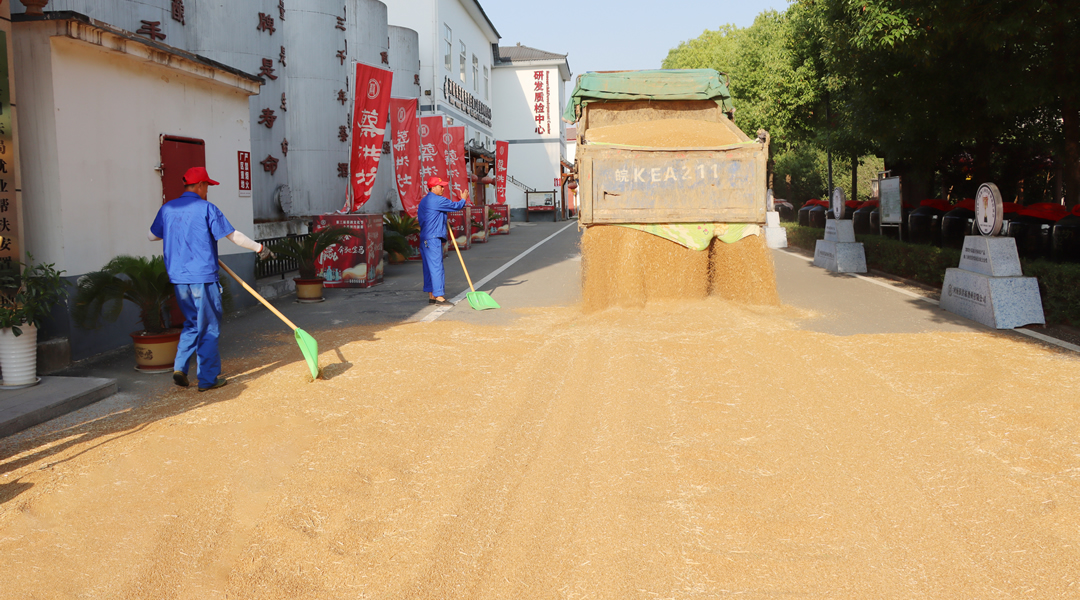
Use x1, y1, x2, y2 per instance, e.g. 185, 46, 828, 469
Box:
447, 222, 500, 311
218, 260, 321, 381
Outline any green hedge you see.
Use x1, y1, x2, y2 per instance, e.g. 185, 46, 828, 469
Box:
782, 223, 1080, 326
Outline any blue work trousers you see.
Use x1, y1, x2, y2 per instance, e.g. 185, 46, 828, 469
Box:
420, 238, 446, 297
173, 282, 224, 388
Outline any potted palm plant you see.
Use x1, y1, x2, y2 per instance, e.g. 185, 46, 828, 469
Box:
72, 255, 182, 373
0, 254, 67, 388
268, 226, 354, 303
383, 212, 421, 263
383, 231, 413, 264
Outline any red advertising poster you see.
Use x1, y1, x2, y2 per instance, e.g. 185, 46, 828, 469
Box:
419, 116, 448, 190
313, 213, 384, 288
471, 204, 488, 243
448, 207, 472, 251
446, 126, 466, 200
495, 140, 508, 205
389, 98, 422, 217
347, 63, 394, 212
488, 204, 509, 235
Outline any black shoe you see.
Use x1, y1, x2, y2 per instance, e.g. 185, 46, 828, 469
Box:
428, 298, 436, 304
173, 371, 189, 387
434, 298, 453, 306
198, 377, 227, 392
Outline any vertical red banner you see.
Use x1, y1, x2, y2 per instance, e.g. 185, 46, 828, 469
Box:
495, 140, 509, 205
389, 98, 421, 217
349, 63, 394, 212
419, 116, 448, 190
447, 126, 466, 200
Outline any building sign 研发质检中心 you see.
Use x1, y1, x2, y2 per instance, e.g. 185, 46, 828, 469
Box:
533, 70, 550, 135
442, 77, 491, 127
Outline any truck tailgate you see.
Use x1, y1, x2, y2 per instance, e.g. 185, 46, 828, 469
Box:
578, 144, 767, 225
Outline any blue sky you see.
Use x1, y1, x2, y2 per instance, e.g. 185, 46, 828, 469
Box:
480, 0, 792, 81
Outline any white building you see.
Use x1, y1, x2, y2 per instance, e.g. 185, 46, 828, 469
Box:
384, 0, 499, 152
12, 10, 261, 359
491, 43, 571, 221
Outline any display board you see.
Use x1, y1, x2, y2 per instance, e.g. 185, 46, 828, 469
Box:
878, 176, 902, 225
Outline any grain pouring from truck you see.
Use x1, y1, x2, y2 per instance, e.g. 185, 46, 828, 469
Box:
564, 69, 779, 311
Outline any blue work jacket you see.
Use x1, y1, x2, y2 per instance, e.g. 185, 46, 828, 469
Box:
417, 192, 467, 241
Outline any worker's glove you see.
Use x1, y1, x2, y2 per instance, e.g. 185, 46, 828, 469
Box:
258, 244, 275, 261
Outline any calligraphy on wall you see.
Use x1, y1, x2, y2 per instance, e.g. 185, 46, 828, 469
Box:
0, 32, 18, 271
533, 70, 551, 135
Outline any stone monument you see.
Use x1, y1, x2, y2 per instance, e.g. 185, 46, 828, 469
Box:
940, 182, 1045, 329
813, 218, 866, 273
764, 189, 787, 249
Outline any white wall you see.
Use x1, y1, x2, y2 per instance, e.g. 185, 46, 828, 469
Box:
385, 0, 496, 143
16, 32, 254, 276
491, 63, 567, 214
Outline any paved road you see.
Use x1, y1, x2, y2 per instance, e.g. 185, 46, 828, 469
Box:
3, 224, 1079, 599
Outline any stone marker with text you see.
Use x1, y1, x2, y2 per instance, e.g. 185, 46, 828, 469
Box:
940, 236, 1044, 329
813, 219, 866, 273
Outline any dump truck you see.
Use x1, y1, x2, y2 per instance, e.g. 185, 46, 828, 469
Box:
565, 69, 769, 225
564, 70, 779, 311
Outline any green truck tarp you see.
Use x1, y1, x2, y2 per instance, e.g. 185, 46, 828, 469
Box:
562, 69, 732, 123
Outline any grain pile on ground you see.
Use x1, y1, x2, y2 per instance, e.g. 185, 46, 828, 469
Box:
585, 118, 743, 147
581, 226, 778, 312
581, 226, 709, 312
710, 233, 781, 306
2, 302, 1079, 599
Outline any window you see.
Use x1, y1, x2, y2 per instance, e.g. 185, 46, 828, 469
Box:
483, 66, 489, 101
444, 25, 452, 71
485, 135, 490, 150
459, 41, 467, 83
472, 55, 479, 92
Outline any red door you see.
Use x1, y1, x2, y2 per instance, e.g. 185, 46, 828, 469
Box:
160, 136, 206, 204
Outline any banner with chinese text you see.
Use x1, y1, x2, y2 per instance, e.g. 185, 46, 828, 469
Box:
419, 116, 447, 194
447, 126, 466, 201
495, 140, 508, 205
532, 69, 551, 135
389, 98, 421, 217
347, 63, 393, 212
0, 31, 18, 271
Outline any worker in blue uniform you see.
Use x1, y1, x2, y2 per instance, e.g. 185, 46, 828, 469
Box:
149, 167, 272, 391
417, 176, 468, 305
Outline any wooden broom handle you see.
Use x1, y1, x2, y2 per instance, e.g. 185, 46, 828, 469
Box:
217, 260, 300, 331
448, 221, 475, 292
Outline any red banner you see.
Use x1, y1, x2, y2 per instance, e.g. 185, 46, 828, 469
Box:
495, 140, 508, 205
347, 64, 394, 212
389, 98, 421, 217
447, 126, 467, 200
419, 116, 447, 192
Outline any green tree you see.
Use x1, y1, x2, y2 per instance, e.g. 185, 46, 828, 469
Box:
786, 0, 1079, 207
661, 24, 742, 74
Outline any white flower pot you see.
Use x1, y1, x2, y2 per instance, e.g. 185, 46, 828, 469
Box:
0, 324, 39, 387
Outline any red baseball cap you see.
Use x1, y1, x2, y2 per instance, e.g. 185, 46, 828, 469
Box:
426, 176, 449, 188
182, 166, 220, 186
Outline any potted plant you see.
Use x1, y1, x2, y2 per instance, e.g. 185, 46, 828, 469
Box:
0, 254, 67, 388
383, 230, 412, 264
72, 255, 184, 373
268, 226, 354, 303
383, 212, 421, 263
